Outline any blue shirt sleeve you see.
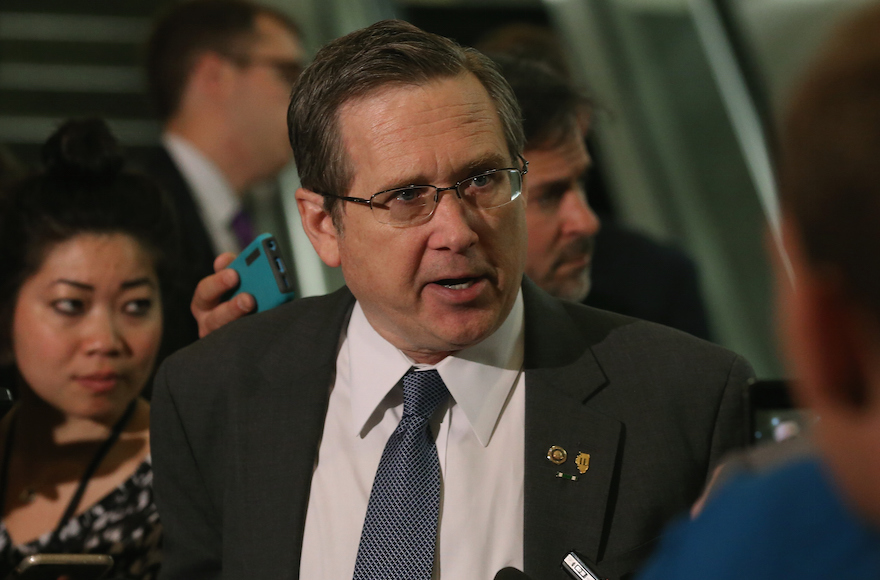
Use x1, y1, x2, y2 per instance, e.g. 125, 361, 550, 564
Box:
635, 457, 880, 580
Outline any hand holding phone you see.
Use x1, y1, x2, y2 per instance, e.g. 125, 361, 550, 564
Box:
192, 253, 255, 338
747, 379, 811, 444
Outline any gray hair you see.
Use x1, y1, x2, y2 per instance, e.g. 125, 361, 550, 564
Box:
287, 19, 524, 221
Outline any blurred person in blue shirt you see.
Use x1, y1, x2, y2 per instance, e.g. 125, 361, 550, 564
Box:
636, 4, 880, 579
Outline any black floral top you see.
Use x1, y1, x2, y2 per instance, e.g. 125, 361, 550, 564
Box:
0, 457, 161, 580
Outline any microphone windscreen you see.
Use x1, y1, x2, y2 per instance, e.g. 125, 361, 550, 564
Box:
494, 567, 533, 580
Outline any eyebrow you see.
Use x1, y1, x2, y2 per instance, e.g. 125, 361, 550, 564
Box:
530, 179, 573, 201
531, 169, 594, 200
381, 153, 513, 191
54, 279, 93, 291
121, 278, 156, 290
53, 277, 156, 291
460, 153, 513, 177
530, 157, 593, 194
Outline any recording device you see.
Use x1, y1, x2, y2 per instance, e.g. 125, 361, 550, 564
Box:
10, 554, 113, 580
226, 233, 295, 312
561, 551, 603, 580
493, 552, 605, 580
494, 568, 533, 580
747, 379, 811, 444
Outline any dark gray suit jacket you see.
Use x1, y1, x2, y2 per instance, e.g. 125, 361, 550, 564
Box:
136, 146, 217, 365
152, 279, 752, 580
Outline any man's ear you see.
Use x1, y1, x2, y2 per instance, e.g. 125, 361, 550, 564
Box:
187, 51, 234, 101
296, 188, 341, 268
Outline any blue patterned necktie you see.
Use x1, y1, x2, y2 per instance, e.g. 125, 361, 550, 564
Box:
352, 368, 450, 580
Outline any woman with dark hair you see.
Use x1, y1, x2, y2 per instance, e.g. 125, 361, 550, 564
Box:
0, 119, 177, 579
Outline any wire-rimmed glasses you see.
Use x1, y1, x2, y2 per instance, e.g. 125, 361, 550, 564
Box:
321, 156, 528, 227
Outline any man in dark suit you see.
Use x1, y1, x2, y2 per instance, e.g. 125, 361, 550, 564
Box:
152, 20, 752, 580
142, 0, 304, 359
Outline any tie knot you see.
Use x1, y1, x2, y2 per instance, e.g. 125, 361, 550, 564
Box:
401, 369, 449, 419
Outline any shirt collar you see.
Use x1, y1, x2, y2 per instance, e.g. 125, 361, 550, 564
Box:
348, 290, 524, 446
163, 133, 241, 228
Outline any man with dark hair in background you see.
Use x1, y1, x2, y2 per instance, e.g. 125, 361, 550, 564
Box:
152, 20, 751, 580
636, 4, 880, 578
482, 29, 713, 342
492, 56, 601, 303
143, 0, 304, 358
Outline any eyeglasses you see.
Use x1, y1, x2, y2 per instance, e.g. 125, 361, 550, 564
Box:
321, 156, 529, 227
224, 53, 304, 85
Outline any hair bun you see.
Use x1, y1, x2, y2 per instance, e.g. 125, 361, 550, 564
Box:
42, 118, 124, 182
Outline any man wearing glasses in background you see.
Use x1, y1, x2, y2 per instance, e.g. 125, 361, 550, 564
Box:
141, 0, 304, 359
152, 20, 752, 580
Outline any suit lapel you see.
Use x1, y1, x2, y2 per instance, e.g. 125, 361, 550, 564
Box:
521, 280, 623, 576
227, 281, 621, 578
227, 288, 355, 580
149, 146, 217, 265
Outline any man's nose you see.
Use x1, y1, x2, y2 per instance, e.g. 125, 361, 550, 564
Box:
427, 188, 479, 251
561, 188, 601, 238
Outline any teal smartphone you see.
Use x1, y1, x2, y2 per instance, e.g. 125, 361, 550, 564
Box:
227, 233, 296, 312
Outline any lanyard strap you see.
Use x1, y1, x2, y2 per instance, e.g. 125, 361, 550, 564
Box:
0, 400, 137, 549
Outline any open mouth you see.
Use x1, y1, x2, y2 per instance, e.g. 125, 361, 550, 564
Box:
432, 277, 478, 290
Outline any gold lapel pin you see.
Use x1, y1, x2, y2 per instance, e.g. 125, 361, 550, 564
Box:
547, 445, 567, 465
575, 452, 591, 474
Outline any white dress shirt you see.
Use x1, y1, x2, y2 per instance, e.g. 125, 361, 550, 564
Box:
300, 291, 526, 579
163, 133, 243, 254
